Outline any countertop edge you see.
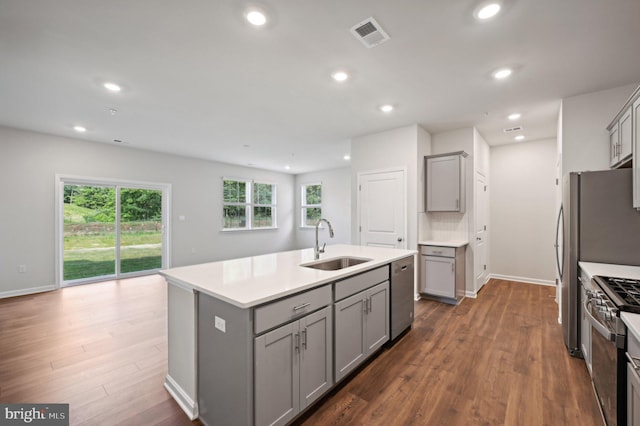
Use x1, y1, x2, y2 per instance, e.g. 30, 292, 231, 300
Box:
622, 312, 640, 342
161, 247, 416, 309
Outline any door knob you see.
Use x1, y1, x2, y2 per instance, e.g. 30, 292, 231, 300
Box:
397, 237, 403, 242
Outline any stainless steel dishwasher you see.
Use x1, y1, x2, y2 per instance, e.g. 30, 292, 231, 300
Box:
390, 256, 415, 340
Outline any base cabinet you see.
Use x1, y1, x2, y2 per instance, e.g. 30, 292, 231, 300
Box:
419, 244, 466, 304
197, 265, 394, 426
255, 306, 332, 426
334, 281, 389, 382
628, 363, 640, 426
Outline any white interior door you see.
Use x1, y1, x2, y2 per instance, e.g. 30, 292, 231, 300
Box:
475, 174, 488, 290
358, 170, 405, 248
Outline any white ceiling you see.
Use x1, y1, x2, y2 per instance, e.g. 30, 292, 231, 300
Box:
1, 0, 639, 174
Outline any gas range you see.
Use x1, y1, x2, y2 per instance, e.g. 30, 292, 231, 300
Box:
593, 276, 640, 314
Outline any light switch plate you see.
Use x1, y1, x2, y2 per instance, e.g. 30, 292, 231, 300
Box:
214, 316, 226, 333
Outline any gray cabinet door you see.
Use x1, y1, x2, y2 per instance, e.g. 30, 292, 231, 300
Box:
365, 281, 389, 353
299, 306, 333, 410
423, 255, 455, 298
628, 363, 640, 426
426, 154, 463, 212
334, 292, 366, 382
255, 322, 299, 426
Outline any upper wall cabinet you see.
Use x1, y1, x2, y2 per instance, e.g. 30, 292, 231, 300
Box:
608, 85, 640, 209
609, 107, 632, 167
425, 151, 468, 213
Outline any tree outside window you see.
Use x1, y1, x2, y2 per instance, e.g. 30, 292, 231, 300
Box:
223, 179, 276, 230
301, 183, 322, 227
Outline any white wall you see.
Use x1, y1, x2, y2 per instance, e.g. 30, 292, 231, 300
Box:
490, 138, 557, 284
294, 167, 351, 249
350, 124, 427, 251
562, 82, 638, 174
0, 126, 296, 296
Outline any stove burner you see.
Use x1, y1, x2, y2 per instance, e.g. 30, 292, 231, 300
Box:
595, 275, 640, 313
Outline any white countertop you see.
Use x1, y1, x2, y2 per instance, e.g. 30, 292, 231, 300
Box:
160, 244, 416, 309
622, 312, 640, 342
579, 262, 640, 281
418, 240, 469, 248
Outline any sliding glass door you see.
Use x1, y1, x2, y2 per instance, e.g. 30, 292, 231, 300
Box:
58, 177, 169, 286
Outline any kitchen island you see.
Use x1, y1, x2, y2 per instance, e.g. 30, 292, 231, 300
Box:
160, 244, 416, 425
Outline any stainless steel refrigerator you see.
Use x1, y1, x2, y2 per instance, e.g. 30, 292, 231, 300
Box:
558, 168, 640, 356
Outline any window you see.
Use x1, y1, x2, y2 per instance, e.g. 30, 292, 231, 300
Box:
301, 183, 322, 227
223, 178, 276, 230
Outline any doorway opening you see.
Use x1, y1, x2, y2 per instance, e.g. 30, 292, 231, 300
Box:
56, 176, 171, 286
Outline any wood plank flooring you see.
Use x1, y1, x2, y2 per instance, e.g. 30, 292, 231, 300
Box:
296, 279, 603, 426
0, 276, 602, 425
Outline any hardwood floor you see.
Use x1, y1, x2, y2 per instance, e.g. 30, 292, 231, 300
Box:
297, 279, 603, 426
0, 276, 601, 425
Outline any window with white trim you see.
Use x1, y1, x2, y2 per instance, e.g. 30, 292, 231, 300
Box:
223, 178, 276, 230
301, 183, 322, 227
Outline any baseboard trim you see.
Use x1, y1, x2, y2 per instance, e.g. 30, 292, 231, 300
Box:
0, 285, 56, 299
465, 290, 478, 298
488, 274, 555, 287
164, 374, 198, 420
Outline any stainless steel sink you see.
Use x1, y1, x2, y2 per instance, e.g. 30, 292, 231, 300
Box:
301, 256, 372, 271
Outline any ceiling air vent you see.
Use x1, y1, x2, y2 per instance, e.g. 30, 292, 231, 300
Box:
350, 17, 390, 48
503, 125, 523, 133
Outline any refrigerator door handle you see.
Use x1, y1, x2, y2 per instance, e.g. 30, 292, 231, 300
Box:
555, 204, 564, 281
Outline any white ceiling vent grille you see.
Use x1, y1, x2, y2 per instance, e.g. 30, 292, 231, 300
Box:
350, 17, 390, 48
503, 125, 523, 133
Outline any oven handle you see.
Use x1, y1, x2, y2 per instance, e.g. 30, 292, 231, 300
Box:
584, 300, 615, 342
627, 353, 640, 371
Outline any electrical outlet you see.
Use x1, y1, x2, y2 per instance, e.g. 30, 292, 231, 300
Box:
18, 265, 26, 273
214, 316, 226, 333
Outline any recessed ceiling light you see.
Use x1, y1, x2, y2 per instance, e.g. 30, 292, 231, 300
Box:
508, 113, 521, 120
284, 165, 291, 170
103, 82, 121, 92
514, 135, 525, 141
246, 10, 267, 26
331, 71, 349, 82
343, 155, 351, 160
474, 2, 501, 20
379, 104, 394, 113
492, 68, 512, 80
73, 125, 87, 133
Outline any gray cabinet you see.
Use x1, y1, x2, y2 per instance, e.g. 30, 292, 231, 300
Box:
255, 306, 332, 426
608, 84, 640, 208
419, 244, 466, 304
334, 281, 389, 382
425, 151, 467, 213
628, 363, 640, 426
334, 276, 389, 382
610, 107, 632, 167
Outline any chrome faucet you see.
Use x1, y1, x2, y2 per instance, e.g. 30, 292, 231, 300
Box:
314, 218, 334, 260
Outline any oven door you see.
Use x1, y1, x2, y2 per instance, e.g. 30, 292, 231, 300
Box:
586, 301, 619, 426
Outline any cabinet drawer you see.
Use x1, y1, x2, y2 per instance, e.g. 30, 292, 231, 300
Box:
254, 285, 331, 335
420, 245, 455, 257
334, 266, 389, 301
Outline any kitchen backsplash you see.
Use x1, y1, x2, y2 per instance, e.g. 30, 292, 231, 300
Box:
420, 211, 468, 241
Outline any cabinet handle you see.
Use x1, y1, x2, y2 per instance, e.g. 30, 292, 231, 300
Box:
293, 302, 311, 311
294, 332, 300, 353
451, 263, 454, 273
456, 199, 459, 209
301, 329, 307, 350
364, 298, 369, 314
